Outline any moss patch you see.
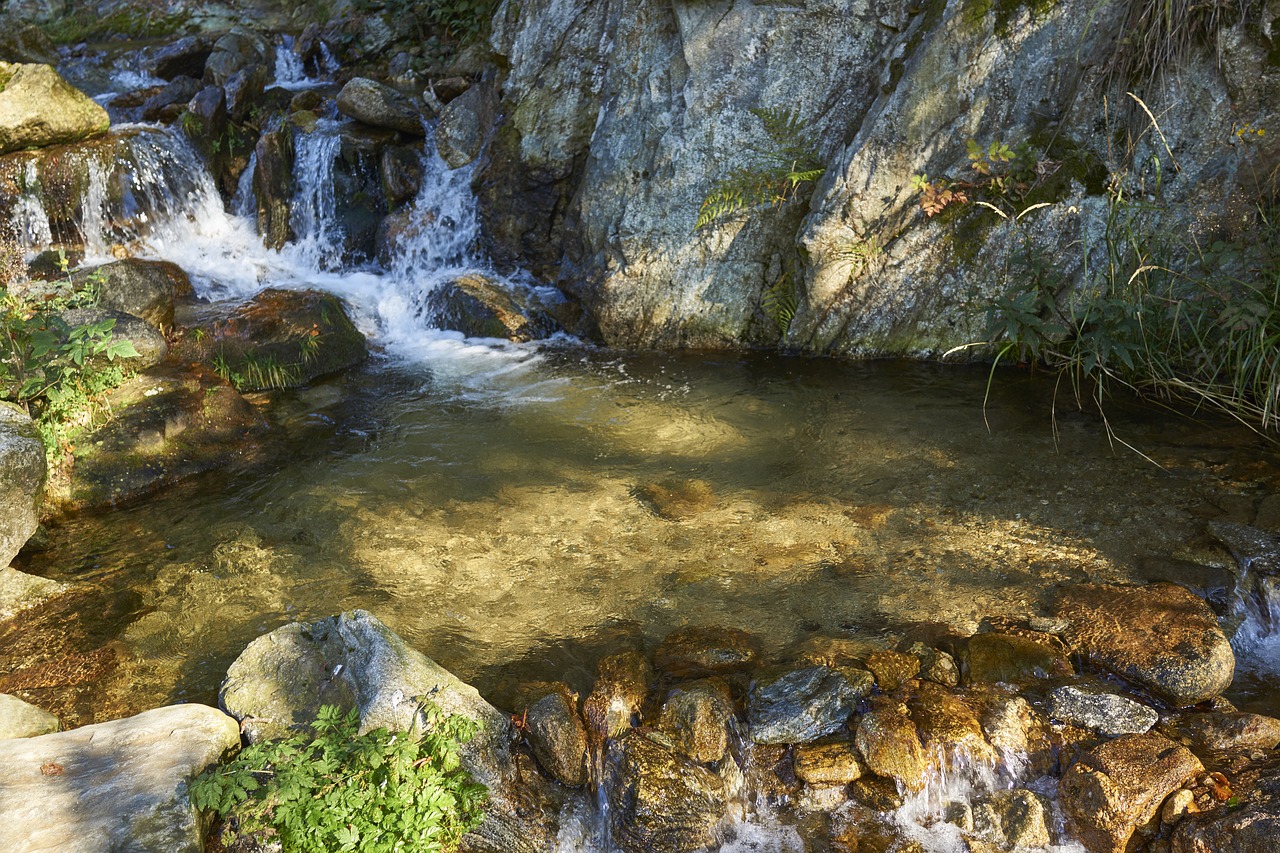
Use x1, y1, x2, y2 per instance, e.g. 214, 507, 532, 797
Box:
963, 0, 1056, 38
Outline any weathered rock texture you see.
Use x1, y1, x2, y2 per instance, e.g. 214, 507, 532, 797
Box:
0, 402, 44, 568
480, 0, 1280, 353
0, 704, 239, 853
0, 63, 109, 155
0, 691, 59, 738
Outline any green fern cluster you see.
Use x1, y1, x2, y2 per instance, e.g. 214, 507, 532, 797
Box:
696, 108, 825, 231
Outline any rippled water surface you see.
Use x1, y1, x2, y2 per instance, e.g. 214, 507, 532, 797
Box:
8, 349, 1278, 725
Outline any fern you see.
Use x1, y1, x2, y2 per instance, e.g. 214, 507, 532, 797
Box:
696, 108, 826, 231
761, 273, 798, 334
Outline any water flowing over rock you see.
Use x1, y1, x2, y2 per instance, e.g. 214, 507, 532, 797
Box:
654, 624, 761, 678
794, 739, 866, 785
219, 610, 561, 853
973, 789, 1054, 849
865, 648, 920, 691
514, 681, 589, 787
606, 731, 728, 853
422, 273, 563, 342
0, 402, 44, 568
0, 691, 58, 738
656, 677, 736, 764
0, 704, 239, 853
337, 77, 428, 136
854, 699, 929, 793
747, 664, 867, 745
584, 650, 651, 743
1054, 583, 1236, 707
1048, 685, 1159, 738
0, 64, 109, 155
1059, 732, 1204, 853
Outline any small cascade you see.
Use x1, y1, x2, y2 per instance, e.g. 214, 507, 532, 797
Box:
272, 35, 311, 90
1229, 566, 1280, 680
289, 123, 347, 271
231, 151, 258, 221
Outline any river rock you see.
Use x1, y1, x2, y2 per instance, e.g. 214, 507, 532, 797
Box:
976, 688, 1055, 779
59, 307, 166, 368
436, 81, 496, 169
748, 665, 866, 745
421, 273, 561, 342
794, 739, 866, 785
963, 631, 1073, 684
606, 731, 727, 853
1049, 685, 1159, 737
1162, 711, 1280, 756
1059, 732, 1205, 853
584, 650, 651, 742
203, 27, 271, 89
514, 681, 588, 787
907, 642, 960, 688
657, 677, 736, 764
0, 63, 109, 156
253, 122, 295, 249
220, 609, 560, 853
973, 789, 1053, 849
150, 35, 214, 81
71, 259, 191, 330
1054, 583, 1235, 707
0, 691, 58, 737
0, 402, 44, 568
908, 681, 995, 764
141, 76, 203, 124
0, 18, 56, 66
59, 366, 266, 510
865, 648, 920, 691
1171, 757, 1280, 853
175, 288, 367, 391
223, 63, 268, 123
1208, 520, 1280, 576
855, 699, 929, 792
0, 566, 65, 622
0, 703, 239, 852
336, 77, 428, 136
380, 143, 424, 210
654, 624, 760, 678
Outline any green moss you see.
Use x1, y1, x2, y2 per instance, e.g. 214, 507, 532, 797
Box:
963, 0, 1056, 38
43, 8, 190, 45
1024, 131, 1109, 202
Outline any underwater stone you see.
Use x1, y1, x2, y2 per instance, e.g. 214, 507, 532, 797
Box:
606, 731, 727, 853
654, 624, 760, 678
747, 665, 865, 745
657, 677, 736, 764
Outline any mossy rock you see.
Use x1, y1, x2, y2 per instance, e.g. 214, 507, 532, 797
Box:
0, 64, 109, 155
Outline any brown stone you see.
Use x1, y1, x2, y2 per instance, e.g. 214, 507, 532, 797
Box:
865, 649, 920, 692
794, 739, 866, 785
907, 682, 995, 765
653, 625, 760, 678
584, 650, 651, 742
514, 681, 588, 787
963, 631, 1073, 685
656, 678, 736, 764
854, 700, 928, 793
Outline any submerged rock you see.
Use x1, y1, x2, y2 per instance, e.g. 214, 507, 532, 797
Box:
336, 77, 428, 136
1054, 583, 1235, 707
0, 402, 44, 568
1161, 711, 1280, 756
0, 691, 59, 738
0, 565, 66, 622
1059, 732, 1204, 853
0, 704, 239, 853
1048, 685, 1159, 737
747, 665, 866, 745
584, 650, 651, 742
606, 731, 727, 853
854, 700, 929, 792
653, 624, 760, 678
0, 63, 109, 155
865, 648, 920, 691
963, 631, 1073, 685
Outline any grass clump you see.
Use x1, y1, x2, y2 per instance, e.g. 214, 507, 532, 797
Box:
191, 703, 488, 853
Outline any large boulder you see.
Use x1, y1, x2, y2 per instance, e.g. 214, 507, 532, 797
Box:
336, 77, 428, 136
0, 565, 65, 621
421, 273, 563, 342
606, 731, 727, 853
0, 704, 239, 852
220, 610, 560, 853
1058, 732, 1204, 853
0, 402, 44, 568
60, 307, 167, 369
1054, 583, 1235, 707
0, 63, 109, 155
70, 259, 192, 331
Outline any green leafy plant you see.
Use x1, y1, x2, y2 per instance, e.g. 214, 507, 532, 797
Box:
912, 137, 1047, 218
190, 703, 488, 853
760, 272, 798, 334
696, 107, 826, 231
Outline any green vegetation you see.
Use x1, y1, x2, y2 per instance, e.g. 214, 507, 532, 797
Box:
352, 0, 497, 45
42, 7, 190, 45
0, 246, 140, 460
191, 703, 488, 853
696, 108, 825, 231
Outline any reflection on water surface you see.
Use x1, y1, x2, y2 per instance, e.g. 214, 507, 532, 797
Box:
6, 350, 1277, 725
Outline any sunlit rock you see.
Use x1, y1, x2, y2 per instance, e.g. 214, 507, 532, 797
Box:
657, 677, 736, 764
963, 631, 1074, 685
421, 273, 563, 342
514, 681, 588, 787
794, 738, 866, 785
0, 63, 108, 155
748, 665, 867, 745
0, 402, 43, 568
336, 77, 428, 136
865, 648, 920, 692
606, 731, 727, 853
1054, 583, 1235, 708
654, 624, 760, 678
854, 699, 929, 792
973, 788, 1053, 849
1160, 710, 1280, 757
1059, 732, 1204, 853
907, 681, 997, 766
0, 691, 58, 738
1170, 754, 1280, 853
1049, 685, 1159, 738
584, 650, 651, 743
0, 704, 238, 853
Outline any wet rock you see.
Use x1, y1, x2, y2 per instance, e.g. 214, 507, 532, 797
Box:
794, 738, 866, 785
1208, 520, 1280, 576
855, 700, 928, 792
584, 650, 651, 742
907, 681, 995, 764
375, 206, 432, 266
514, 681, 588, 787
0, 704, 239, 852
0, 63, 109, 155
1054, 583, 1235, 707
1162, 711, 1280, 755
0, 566, 65, 621
436, 81, 496, 169
0, 692, 59, 738
849, 774, 907, 811
963, 631, 1073, 684
907, 641, 960, 688
336, 77, 428, 136
0, 18, 57, 65
203, 27, 271, 89
150, 36, 214, 81
634, 477, 716, 520
1059, 732, 1205, 853
976, 689, 1054, 778
606, 731, 727, 853
1171, 761, 1280, 853
865, 648, 920, 692
657, 678, 736, 764
175, 288, 367, 391
380, 143, 424, 210
654, 624, 760, 678
1049, 685, 1159, 737
224, 63, 267, 123
748, 665, 865, 745
141, 76, 202, 124
0, 402, 44, 568
433, 76, 472, 102
71, 259, 191, 330
60, 307, 166, 368
58, 366, 265, 510
741, 743, 799, 807
973, 789, 1053, 849
220, 609, 559, 853
253, 122, 295, 249
422, 273, 561, 342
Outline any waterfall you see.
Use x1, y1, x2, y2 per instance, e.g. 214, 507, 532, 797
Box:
289, 123, 346, 271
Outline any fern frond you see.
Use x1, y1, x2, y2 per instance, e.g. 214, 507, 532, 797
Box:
761, 273, 798, 334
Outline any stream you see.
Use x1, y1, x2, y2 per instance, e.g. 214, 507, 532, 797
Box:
3, 45, 1280, 853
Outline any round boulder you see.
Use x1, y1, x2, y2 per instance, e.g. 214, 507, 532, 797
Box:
336, 77, 428, 136
0, 63, 109, 155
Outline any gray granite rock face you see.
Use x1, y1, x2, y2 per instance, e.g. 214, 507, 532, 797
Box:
0, 402, 44, 569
